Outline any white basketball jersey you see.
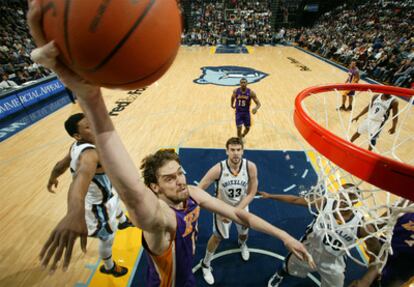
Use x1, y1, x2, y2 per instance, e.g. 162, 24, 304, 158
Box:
306, 196, 363, 257
216, 159, 249, 206
368, 95, 395, 122
70, 142, 114, 205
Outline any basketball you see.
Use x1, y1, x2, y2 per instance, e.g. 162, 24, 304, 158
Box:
38, 0, 182, 89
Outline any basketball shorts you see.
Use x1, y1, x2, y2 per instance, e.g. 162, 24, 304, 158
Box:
213, 205, 249, 240
357, 119, 383, 146
342, 90, 355, 97
236, 112, 251, 127
85, 194, 120, 241
285, 240, 345, 287
381, 253, 414, 286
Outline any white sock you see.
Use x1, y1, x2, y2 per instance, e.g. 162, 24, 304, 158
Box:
99, 235, 115, 270
238, 238, 247, 246
203, 250, 214, 267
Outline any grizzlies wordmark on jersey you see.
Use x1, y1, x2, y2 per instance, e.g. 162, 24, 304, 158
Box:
216, 158, 249, 206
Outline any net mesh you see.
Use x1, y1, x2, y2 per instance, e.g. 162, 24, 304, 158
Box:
299, 86, 414, 270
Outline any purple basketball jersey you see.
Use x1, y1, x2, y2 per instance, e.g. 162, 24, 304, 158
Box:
390, 212, 414, 256
381, 213, 414, 284
235, 87, 251, 113
143, 197, 200, 287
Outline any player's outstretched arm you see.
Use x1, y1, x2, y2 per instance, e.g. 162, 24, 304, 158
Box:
191, 186, 316, 269
259, 191, 308, 206
28, 0, 174, 235
47, 152, 71, 193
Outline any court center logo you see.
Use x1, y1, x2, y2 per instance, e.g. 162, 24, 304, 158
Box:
193, 66, 268, 86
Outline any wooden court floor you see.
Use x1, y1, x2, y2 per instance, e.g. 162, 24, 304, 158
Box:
0, 46, 412, 287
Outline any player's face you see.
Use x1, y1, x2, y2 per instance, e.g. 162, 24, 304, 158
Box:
240, 80, 247, 89
155, 160, 189, 205
226, 144, 243, 165
76, 118, 95, 143
350, 61, 356, 69
339, 192, 358, 209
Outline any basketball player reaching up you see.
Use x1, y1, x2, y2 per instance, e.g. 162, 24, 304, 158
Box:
28, 3, 315, 285
199, 137, 258, 285
259, 184, 381, 287
231, 78, 261, 139
43, 113, 133, 277
350, 93, 398, 151
338, 60, 360, 111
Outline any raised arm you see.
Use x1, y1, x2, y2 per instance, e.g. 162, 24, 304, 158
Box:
190, 186, 315, 268
28, 0, 173, 235
237, 161, 258, 209
251, 91, 261, 114
28, 0, 175, 269
197, 163, 220, 190
47, 152, 71, 193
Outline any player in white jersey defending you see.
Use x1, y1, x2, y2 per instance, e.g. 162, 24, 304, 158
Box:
199, 137, 259, 285
259, 184, 381, 287
350, 93, 399, 151
42, 113, 133, 276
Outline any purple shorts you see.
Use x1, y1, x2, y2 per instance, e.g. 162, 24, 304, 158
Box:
236, 112, 250, 127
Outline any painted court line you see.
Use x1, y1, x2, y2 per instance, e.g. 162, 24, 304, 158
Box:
283, 184, 296, 192
192, 248, 320, 286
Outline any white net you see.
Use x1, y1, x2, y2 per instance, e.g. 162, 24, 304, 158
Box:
299, 86, 414, 270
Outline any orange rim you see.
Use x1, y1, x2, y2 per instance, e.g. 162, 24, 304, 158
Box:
294, 83, 414, 199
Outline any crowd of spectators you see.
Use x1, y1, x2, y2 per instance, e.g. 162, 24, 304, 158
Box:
0, 1, 51, 92
183, 0, 273, 46
286, 0, 414, 87
2, 0, 413, 90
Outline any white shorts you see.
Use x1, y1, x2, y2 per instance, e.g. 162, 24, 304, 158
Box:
85, 194, 120, 241
286, 240, 345, 287
357, 119, 383, 139
213, 205, 249, 239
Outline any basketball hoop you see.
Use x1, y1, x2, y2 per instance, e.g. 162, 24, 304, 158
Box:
294, 83, 414, 270
294, 83, 414, 198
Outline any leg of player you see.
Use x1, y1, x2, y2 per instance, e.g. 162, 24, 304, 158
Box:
237, 125, 243, 138
241, 126, 250, 138
201, 234, 222, 285
116, 207, 134, 230
268, 250, 314, 287
268, 267, 289, 287
346, 94, 354, 111
237, 224, 250, 261
368, 135, 378, 151
338, 92, 348, 110
98, 234, 128, 277
241, 114, 251, 138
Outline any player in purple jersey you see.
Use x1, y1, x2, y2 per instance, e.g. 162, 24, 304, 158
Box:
27, 3, 315, 286
231, 78, 261, 139
350, 212, 414, 287
338, 60, 360, 111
